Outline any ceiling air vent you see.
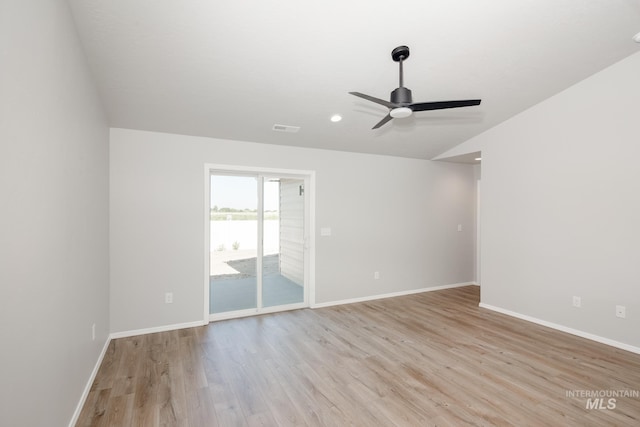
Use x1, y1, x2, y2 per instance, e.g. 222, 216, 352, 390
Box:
272, 124, 300, 133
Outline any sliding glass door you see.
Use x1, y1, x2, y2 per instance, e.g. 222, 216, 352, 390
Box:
209, 172, 307, 319
262, 178, 305, 308
209, 175, 259, 313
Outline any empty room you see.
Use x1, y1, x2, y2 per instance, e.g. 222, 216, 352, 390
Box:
2, 1, 640, 426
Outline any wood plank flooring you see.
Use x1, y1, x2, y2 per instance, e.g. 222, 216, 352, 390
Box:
77, 286, 640, 426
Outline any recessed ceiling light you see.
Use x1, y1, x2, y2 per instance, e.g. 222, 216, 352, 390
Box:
634, 32, 640, 43
330, 114, 342, 122
475, 157, 482, 161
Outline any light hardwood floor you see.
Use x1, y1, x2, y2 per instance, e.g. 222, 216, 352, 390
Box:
77, 286, 640, 426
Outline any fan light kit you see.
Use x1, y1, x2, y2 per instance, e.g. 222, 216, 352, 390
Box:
349, 46, 481, 129
330, 114, 342, 122
390, 107, 412, 118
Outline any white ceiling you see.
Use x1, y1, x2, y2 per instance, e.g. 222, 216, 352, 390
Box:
67, 0, 640, 160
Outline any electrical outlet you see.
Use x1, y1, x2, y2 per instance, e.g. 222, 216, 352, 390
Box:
165, 292, 173, 304
616, 305, 626, 318
91, 323, 96, 341
374, 271, 380, 280
572, 296, 581, 308
457, 224, 462, 232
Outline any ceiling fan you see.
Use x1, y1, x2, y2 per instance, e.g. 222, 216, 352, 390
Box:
349, 46, 481, 129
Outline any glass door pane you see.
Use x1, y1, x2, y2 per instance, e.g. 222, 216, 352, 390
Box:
210, 175, 258, 314
262, 178, 305, 308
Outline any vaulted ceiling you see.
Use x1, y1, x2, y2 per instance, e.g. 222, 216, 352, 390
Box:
67, 0, 640, 159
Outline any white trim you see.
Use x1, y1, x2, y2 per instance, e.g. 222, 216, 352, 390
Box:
110, 320, 207, 340
203, 165, 211, 325
476, 178, 481, 286
204, 163, 314, 178
68, 336, 112, 427
209, 302, 307, 322
479, 303, 640, 355
307, 172, 316, 307
311, 282, 476, 309
256, 176, 264, 310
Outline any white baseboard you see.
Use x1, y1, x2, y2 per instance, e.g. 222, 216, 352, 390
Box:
311, 281, 476, 309
68, 335, 112, 427
479, 303, 640, 355
109, 320, 207, 340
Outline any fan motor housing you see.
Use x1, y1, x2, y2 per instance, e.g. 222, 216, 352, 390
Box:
391, 87, 412, 105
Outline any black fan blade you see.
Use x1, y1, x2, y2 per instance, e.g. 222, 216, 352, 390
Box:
372, 114, 393, 129
410, 99, 481, 112
349, 92, 396, 109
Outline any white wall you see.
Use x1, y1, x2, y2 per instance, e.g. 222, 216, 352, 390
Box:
0, 1, 110, 426
436, 52, 640, 348
110, 128, 476, 333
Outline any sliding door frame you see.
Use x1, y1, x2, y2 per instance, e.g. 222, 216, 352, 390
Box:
204, 164, 316, 323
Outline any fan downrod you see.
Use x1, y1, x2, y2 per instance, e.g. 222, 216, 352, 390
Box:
392, 46, 410, 89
